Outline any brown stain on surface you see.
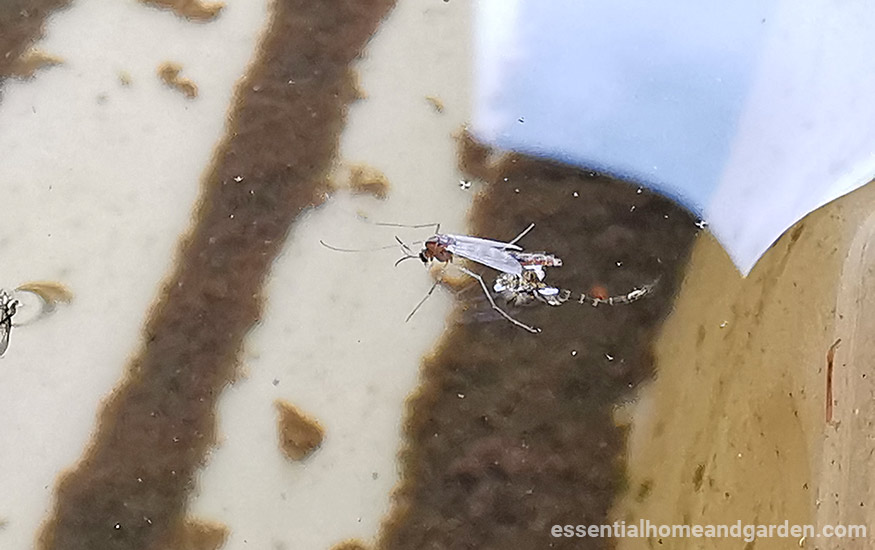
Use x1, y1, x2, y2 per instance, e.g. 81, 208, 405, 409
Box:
157, 62, 198, 99
377, 139, 697, 550
139, 0, 224, 22
36, 0, 396, 549
276, 400, 324, 461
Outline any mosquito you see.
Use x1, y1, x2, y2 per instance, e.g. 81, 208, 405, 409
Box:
321, 221, 543, 333
0, 290, 20, 357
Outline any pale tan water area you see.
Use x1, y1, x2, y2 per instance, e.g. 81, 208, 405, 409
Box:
187, 2, 475, 545
2, 0, 473, 548
614, 182, 875, 549
0, 1, 270, 546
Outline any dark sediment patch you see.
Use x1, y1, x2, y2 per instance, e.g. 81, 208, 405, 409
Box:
0, 0, 72, 81
36, 0, 395, 549
377, 138, 698, 549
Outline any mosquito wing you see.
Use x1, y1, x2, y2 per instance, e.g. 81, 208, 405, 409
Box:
447, 234, 523, 251
446, 239, 523, 275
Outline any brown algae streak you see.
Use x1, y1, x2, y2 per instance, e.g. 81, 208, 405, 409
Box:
36, 1, 396, 549
377, 139, 697, 550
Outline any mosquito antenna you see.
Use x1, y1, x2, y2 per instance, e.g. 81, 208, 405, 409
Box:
406, 278, 440, 322
394, 254, 419, 267
507, 223, 535, 247
357, 214, 441, 235
319, 240, 403, 253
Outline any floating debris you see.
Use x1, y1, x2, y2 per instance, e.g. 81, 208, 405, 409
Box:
276, 400, 324, 461
15, 281, 73, 314
7, 49, 63, 80
157, 62, 198, 99
826, 338, 841, 423
118, 71, 133, 87
425, 95, 444, 113
139, 0, 224, 21
348, 164, 390, 199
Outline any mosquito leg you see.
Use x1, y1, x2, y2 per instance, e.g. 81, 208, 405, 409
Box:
394, 235, 414, 256
457, 266, 540, 333
405, 267, 445, 322
507, 223, 535, 247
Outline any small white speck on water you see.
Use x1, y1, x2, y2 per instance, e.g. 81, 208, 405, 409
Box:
664, 214, 670, 219
573, 191, 579, 197
616, 261, 623, 267
234, 175, 243, 182
630, 205, 636, 211
229, 214, 235, 219
514, 188, 520, 193
720, 321, 728, 328
636, 187, 643, 194
457, 393, 465, 399
571, 350, 578, 356
605, 353, 614, 361
503, 177, 509, 182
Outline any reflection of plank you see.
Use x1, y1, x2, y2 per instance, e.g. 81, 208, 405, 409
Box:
817, 210, 875, 549
36, 1, 397, 549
